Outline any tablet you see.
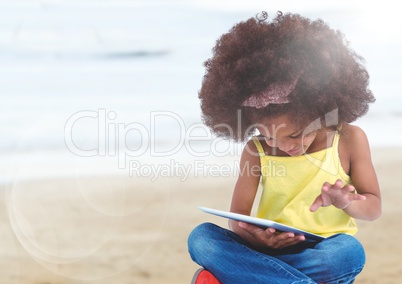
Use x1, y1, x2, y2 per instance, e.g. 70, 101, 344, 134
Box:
198, 206, 325, 242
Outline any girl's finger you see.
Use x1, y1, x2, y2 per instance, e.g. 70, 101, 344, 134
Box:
238, 221, 264, 235
343, 184, 356, 192
334, 179, 343, 189
310, 195, 323, 212
274, 234, 305, 248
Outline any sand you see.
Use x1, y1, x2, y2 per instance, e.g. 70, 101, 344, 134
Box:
0, 147, 401, 284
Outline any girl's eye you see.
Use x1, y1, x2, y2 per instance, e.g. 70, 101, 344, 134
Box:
289, 132, 302, 139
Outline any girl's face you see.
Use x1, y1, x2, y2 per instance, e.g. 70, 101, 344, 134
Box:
256, 114, 319, 156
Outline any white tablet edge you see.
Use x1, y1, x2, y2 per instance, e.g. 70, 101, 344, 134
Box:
198, 206, 325, 242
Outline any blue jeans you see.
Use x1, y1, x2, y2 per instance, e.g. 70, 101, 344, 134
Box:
188, 223, 365, 284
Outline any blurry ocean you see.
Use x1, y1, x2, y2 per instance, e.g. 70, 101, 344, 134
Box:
1, 0, 402, 183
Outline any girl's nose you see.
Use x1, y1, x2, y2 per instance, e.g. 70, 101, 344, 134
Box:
277, 139, 296, 153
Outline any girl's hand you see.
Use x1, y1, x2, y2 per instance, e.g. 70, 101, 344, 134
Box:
237, 221, 305, 249
310, 179, 366, 212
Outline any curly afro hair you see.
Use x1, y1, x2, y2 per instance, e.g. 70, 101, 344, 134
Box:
198, 12, 375, 142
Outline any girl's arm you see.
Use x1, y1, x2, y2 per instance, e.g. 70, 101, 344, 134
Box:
311, 125, 382, 221
341, 125, 381, 220
230, 139, 305, 249
229, 139, 261, 218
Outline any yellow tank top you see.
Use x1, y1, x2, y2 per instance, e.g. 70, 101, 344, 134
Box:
252, 132, 357, 237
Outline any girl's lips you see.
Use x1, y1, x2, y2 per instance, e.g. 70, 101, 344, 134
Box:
287, 147, 302, 156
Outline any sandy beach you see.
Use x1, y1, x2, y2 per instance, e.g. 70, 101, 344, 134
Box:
0, 147, 401, 284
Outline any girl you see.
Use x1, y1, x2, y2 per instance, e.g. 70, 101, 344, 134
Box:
188, 12, 381, 284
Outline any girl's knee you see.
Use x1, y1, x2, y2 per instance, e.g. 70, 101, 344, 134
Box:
324, 234, 366, 270
187, 222, 222, 262
188, 222, 218, 244
310, 234, 365, 283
